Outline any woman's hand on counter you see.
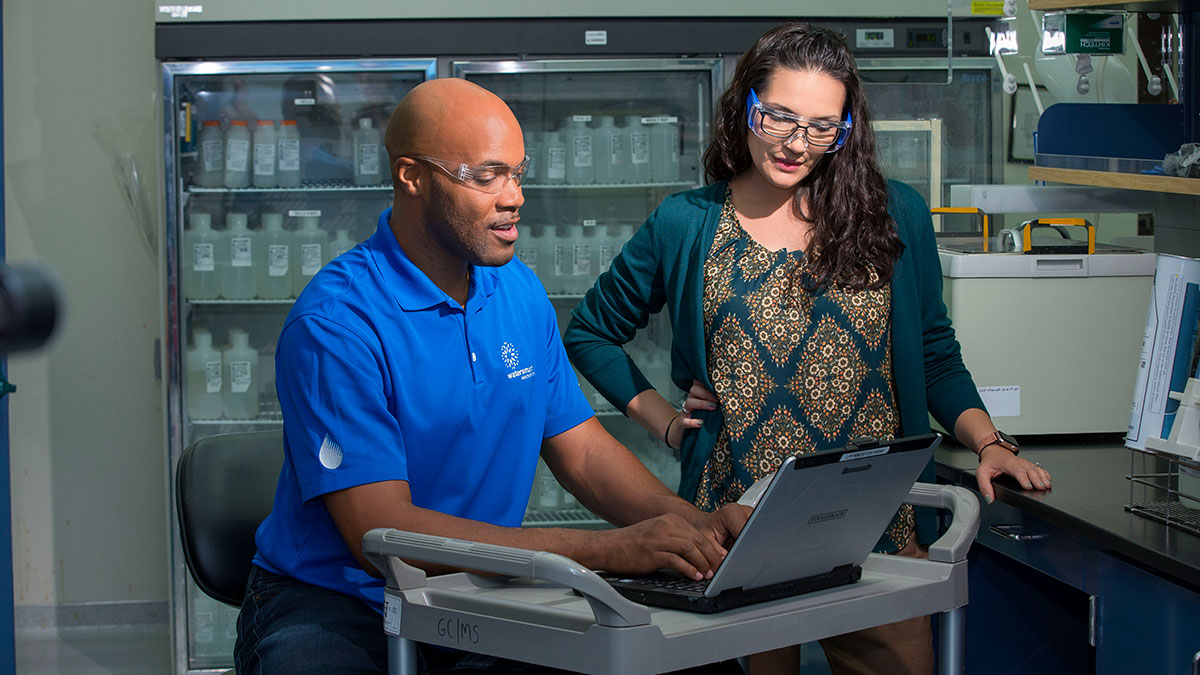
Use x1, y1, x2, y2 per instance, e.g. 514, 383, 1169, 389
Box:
976, 445, 1052, 504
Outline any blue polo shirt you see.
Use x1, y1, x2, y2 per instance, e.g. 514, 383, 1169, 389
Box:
253, 208, 593, 611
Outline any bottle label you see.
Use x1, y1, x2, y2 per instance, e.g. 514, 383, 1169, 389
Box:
205, 360, 222, 394
278, 139, 301, 171
301, 244, 323, 276
572, 135, 593, 168
268, 244, 289, 276
611, 134, 626, 165
357, 143, 380, 176
547, 147, 566, 179
230, 237, 252, 267
201, 140, 223, 172
516, 247, 537, 272
554, 244, 567, 276
225, 139, 249, 172
599, 244, 616, 273
230, 360, 252, 394
253, 143, 277, 176
631, 132, 650, 165
573, 244, 592, 276
193, 243, 214, 272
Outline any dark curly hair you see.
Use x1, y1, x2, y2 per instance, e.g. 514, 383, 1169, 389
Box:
703, 22, 903, 289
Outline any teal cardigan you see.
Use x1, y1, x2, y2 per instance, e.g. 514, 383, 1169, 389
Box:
563, 180, 985, 541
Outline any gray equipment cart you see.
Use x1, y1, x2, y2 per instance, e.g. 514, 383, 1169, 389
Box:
362, 483, 979, 675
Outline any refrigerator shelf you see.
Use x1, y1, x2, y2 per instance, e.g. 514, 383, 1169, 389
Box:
187, 181, 391, 194
186, 299, 295, 306
190, 417, 283, 426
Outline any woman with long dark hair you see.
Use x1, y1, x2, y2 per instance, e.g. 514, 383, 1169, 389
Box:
564, 22, 1050, 673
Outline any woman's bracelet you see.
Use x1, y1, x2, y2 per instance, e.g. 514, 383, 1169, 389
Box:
663, 412, 683, 449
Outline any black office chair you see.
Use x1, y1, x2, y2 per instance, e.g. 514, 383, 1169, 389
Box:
176, 429, 283, 607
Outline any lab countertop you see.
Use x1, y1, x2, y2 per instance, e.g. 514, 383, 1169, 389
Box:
934, 435, 1200, 593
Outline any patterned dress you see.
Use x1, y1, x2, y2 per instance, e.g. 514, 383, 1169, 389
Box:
693, 190, 914, 554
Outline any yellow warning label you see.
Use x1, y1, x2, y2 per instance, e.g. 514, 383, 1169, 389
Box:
972, 1, 1006, 15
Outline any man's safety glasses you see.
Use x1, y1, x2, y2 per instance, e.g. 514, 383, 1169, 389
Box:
745, 89, 852, 153
409, 155, 530, 193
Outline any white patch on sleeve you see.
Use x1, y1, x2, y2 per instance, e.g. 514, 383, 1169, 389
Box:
318, 435, 343, 469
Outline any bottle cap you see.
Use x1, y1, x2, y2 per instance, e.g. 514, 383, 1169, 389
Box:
257, 120, 274, 126
281, 120, 297, 126
231, 120, 248, 126
226, 212, 249, 228
202, 120, 221, 127
189, 212, 212, 228
262, 212, 283, 229
359, 118, 372, 129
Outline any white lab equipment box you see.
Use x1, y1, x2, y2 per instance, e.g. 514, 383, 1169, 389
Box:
939, 248, 1157, 435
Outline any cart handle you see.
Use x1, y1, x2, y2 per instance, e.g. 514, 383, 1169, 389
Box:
931, 207, 990, 252
362, 529, 651, 628
1021, 217, 1096, 254
903, 483, 980, 563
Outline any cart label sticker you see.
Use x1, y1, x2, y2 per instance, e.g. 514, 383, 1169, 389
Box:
572, 115, 593, 123
641, 116, 679, 124
319, 435, 343, 470
157, 4, 203, 19
971, 1, 1006, 15
293, 98, 316, 106
289, 209, 322, 218
383, 597, 400, 635
584, 30, 608, 46
582, 219, 597, 227
979, 385, 1021, 418
856, 28, 895, 49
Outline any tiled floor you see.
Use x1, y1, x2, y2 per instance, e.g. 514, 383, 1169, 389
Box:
16, 624, 172, 675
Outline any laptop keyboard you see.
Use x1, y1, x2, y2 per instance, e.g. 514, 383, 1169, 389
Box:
604, 574, 709, 593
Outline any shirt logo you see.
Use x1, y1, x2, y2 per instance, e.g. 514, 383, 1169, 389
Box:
319, 435, 343, 469
501, 341, 535, 381
501, 341, 520, 369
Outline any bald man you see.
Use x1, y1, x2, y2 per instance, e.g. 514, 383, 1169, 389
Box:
234, 79, 749, 674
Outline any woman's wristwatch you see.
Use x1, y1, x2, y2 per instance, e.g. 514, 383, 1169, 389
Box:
975, 430, 1020, 458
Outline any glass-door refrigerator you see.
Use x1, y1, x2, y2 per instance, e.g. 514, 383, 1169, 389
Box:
162, 58, 436, 674
453, 58, 723, 526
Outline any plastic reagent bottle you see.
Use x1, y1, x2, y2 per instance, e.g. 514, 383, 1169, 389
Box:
592, 116, 622, 185
293, 214, 328, 294
353, 118, 382, 186
572, 222, 595, 294
222, 329, 259, 419
223, 120, 251, 188
220, 212, 256, 300
515, 223, 540, 276
184, 212, 221, 300
542, 131, 566, 185
625, 115, 651, 184
277, 120, 302, 187
565, 115, 594, 185
330, 228, 356, 260
256, 212, 292, 299
252, 120, 278, 188
648, 115, 680, 183
186, 329, 223, 420
522, 131, 539, 184
196, 121, 224, 187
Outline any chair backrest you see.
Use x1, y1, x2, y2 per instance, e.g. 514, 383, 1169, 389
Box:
176, 430, 283, 607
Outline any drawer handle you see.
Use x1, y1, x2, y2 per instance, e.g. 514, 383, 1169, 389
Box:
988, 524, 1048, 542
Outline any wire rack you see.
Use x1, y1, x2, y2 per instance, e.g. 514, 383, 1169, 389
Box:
1126, 446, 1200, 537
